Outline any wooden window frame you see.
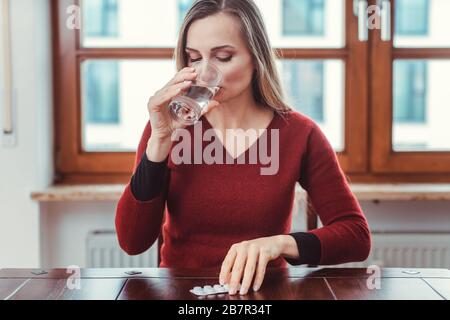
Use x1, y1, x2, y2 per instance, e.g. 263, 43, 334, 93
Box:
370, 0, 450, 182
52, 0, 449, 184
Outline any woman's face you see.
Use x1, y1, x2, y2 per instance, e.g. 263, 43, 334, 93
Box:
185, 13, 255, 103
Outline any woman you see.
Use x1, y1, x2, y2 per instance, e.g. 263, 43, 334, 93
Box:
115, 0, 371, 296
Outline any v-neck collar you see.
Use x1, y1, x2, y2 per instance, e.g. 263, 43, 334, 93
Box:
200, 111, 279, 161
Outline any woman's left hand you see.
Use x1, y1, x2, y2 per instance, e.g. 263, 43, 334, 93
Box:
219, 235, 298, 295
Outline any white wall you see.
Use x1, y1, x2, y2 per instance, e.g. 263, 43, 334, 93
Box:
40, 202, 116, 268
0, 0, 53, 268
362, 201, 450, 233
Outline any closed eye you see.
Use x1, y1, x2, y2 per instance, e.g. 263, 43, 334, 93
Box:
217, 56, 232, 62
189, 56, 233, 63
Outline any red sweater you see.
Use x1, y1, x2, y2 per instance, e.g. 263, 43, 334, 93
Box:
115, 111, 371, 268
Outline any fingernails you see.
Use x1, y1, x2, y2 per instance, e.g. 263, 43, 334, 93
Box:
239, 287, 248, 295
229, 287, 236, 295
253, 285, 260, 292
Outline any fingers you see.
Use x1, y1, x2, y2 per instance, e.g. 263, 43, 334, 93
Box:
228, 244, 248, 295
165, 80, 193, 99
149, 81, 193, 110
252, 251, 269, 292
239, 245, 259, 295
166, 67, 197, 86
219, 244, 237, 285
220, 240, 272, 296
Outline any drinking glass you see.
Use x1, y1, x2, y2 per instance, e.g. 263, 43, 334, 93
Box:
169, 61, 222, 125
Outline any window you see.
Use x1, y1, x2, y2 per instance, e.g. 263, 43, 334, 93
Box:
84, 0, 119, 37
395, 0, 428, 36
281, 59, 345, 151
81, 59, 174, 152
178, 0, 194, 28
53, 0, 450, 183
393, 61, 427, 123
392, 60, 450, 152
53, 0, 365, 183
373, 0, 450, 174
83, 60, 120, 125
394, 0, 449, 48
283, 60, 325, 123
282, 0, 325, 36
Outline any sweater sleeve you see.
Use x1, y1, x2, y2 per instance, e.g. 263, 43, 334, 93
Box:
289, 122, 371, 266
115, 121, 170, 256
130, 152, 168, 201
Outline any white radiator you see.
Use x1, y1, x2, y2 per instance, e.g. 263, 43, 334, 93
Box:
86, 231, 450, 269
86, 230, 159, 268
337, 233, 450, 268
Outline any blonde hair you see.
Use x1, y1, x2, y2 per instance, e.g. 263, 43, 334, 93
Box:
174, 0, 292, 116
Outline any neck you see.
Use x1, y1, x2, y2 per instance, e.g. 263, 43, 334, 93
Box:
206, 89, 261, 130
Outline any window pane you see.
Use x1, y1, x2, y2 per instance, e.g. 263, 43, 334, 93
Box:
394, 0, 450, 48
81, 0, 344, 48
178, 0, 194, 29
393, 61, 426, 123
395, 0, 428, 36
84, 0, 118, 37
282, 0, 325, 36
84, 60, 120, 124
81, 0, 187, 47
279, 59, 345, 151
81, 59, 175, 151
393, 60, 450, 151
256, 0, 345, 48
81, 59, 344, 152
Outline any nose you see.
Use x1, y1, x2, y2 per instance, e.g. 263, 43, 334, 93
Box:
193, 62, 222, 88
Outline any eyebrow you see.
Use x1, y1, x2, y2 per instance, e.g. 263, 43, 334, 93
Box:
185, 45, 236, 52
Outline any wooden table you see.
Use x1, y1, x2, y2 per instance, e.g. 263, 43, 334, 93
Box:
1, 267, 449, 300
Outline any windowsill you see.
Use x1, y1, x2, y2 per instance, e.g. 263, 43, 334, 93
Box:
30, 184, 126, 202
30, 183, 450, 202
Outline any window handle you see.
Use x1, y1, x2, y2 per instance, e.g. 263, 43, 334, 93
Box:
1, 0, 15, 147
380, 0, 391, 41
2, 0, 12, 133
355, 0, 369, 42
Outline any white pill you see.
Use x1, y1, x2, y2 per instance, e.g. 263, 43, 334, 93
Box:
203, 286, 215, 294
190, 283, 238, 296
192, 287, 204, 294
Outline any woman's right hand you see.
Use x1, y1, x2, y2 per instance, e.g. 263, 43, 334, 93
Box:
145, 66, 220, 161
147, 67, 195, 141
